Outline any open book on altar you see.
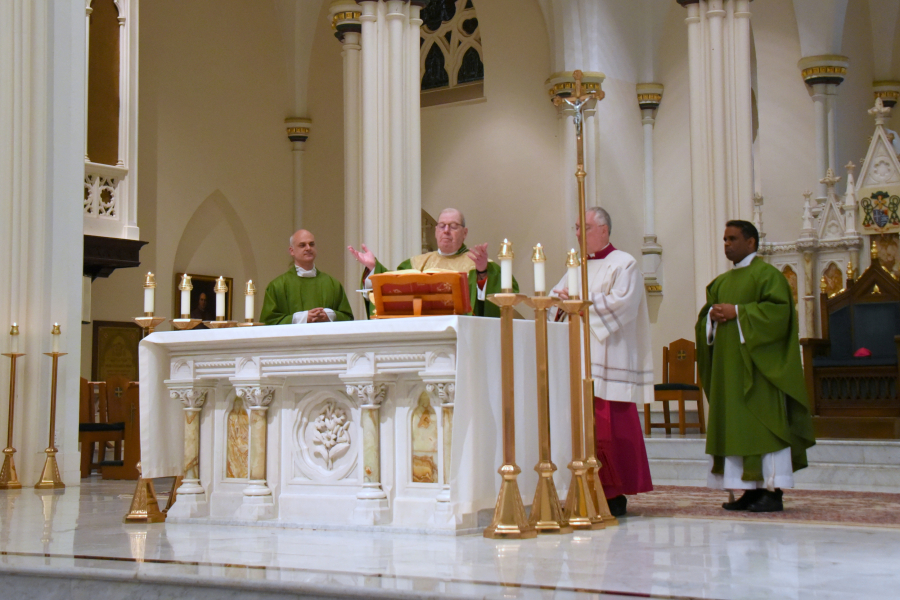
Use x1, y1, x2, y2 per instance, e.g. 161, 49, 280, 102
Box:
368, 268, 472, 318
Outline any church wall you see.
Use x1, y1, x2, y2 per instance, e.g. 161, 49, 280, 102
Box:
647, 5, 697, 381
85, 0, 295, 372
838, 1, 878, 173
751, 0, 818, 244
302, 2, 348, 286
417, 0, 563, 303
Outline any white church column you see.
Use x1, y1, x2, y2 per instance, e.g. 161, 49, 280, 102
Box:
0, 0, 85, 485
330, 3, 363, 316
285, 118, 312, 232
798, 56, 848, 201
407, 2, 424, 255
354, 0, 420, 270
637, 84, 664, 295
733, 0, 754, 217
166, 385, 212, 518
344, 380, 390, 524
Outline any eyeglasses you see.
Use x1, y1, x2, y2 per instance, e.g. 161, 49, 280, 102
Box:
436, 222, 463, 231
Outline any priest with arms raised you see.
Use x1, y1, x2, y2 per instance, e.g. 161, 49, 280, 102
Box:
348, 208, 515, 318
260, 229, 354, 325
696, 220, 815, 512
552, 206, 654, 517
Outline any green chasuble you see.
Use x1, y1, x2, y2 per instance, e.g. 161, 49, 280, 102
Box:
694, 257, 815, 481
260, 268, 354, 325
362, 245, 518, 319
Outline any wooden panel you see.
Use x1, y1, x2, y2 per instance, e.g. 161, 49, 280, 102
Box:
812, 416, 900, 439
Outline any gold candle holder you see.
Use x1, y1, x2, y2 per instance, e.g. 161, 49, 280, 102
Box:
0, 325, 24, 489
204, 320, 238, 328
134, 316, 167, 335
237, 280, 263, 326
124, 462, 167, 523
483, 292, 536, 539
172, 274, 202, 329
523, 295, 572, 534
35, 327, 66, 489
171, 318, 202, 330
556, 299, 602, 529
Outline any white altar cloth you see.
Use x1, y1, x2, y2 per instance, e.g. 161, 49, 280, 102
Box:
140, 316, 574, 530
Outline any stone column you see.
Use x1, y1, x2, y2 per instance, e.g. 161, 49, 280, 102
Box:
330, 3, 363, 317
798, 56, 848, 201
285, 118, 311, 233
637, 84, 664, 295
166, 386, 210, 518
425, 382, 455, 508
874, 81, 900, 111
345, 381, 389, 524
235, 385, 277, 521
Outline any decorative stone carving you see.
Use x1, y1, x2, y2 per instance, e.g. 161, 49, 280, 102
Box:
293, 392, 357, 482
170, 387, 208, 409
346, 383, 386, 408
236, 386, 275, 409
311, 401, 351, 471
425, 382, 455, 405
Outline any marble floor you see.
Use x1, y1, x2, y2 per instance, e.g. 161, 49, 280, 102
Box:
1, 478, 899, 599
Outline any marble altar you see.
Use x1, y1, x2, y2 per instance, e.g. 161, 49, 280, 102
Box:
140, 316, 573, 532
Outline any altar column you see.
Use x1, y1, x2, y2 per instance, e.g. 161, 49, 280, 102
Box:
166, 385, 212, 518
637, 84, 664, 295
344, 380, 389, 524
330, 3, 363, 317
425, 381, 455, 520
234, 384, 277, 521
285, 118, 312, 233
798, 56, 848, 201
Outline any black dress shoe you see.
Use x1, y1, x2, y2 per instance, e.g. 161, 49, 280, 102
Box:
722, 488, 764, 511
607, 495, 627, 517
747, 489, 784, 513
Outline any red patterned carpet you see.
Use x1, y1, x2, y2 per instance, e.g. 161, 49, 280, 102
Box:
626, 485, 900, 528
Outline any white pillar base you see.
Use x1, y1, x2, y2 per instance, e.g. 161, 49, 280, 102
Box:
352, 497, 390, 525
166, 493, 209, 519
429, 498, 456, 528
236, 494, 276, 521
242, 479, 273, 497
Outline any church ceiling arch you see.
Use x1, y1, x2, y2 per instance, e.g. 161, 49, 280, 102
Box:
173, 190, 258, 285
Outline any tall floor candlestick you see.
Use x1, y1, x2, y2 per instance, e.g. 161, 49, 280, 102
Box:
35, 347, 67, 489
553, 70, 616, 525
483, 289, 536, 539
0, 328, 24, 489
523, 294, 572, 534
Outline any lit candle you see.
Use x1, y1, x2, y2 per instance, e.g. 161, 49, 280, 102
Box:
51, 323, 60, 353
499, 239, 514, 291
179, 274, 193, 318
9, 323, 19, 354
532, 243, 546, 295
143, 272, 156, 314
245, 280, 256, 321
567, 249, 580, 298
214, 276, 227, 319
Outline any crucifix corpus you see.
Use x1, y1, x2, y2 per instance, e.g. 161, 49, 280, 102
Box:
552, 70, 615, 521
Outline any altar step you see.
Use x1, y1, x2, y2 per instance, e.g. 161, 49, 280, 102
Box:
645, 436, 900, 493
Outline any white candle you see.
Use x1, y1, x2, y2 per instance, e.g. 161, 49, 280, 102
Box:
143, 272, 155, 314
532, 243, 546, 294
215, 277, 226, 318
51, 323, 60, 353
245, 280, 255, 320
180, 290, 190, 317
499, 239, 513, 291
567, 249, 580, 298
9, 323, 18, 354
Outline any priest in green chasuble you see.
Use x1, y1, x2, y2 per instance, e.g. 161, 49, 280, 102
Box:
260, 229, 354, 325
695, 220, 815, 513
347, 208, 517, 318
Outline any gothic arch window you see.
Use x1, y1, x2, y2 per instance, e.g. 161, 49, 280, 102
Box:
420, 0, 484, 107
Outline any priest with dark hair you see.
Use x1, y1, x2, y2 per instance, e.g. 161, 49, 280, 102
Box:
696, 220, 816, 512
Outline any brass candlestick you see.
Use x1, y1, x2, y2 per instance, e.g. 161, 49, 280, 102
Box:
171, 318, 202, 330
523, 295, 572, 535
483, 292, 536, 540
204, 320, 237, 328
134, 316, 166, 336
556, 298, 602, 529
35, 349, 67, 489
554, 70, 616, 526
0, 326, 24, 489
124, 462, 167, 523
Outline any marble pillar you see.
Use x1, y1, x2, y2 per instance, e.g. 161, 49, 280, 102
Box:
235, 385, 276, 521
166, 387, 210, 518
425, 381, 455, 524
285, 118, 311, 233
637, 84, 664, 295
346, 382, 389, 524
798, 56, 848, 202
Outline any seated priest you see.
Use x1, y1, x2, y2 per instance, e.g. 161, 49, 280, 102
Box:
260, 229, 354, 324
347, 208, 516, 318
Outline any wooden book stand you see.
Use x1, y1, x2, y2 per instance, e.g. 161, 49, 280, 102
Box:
369, 270, 471, 318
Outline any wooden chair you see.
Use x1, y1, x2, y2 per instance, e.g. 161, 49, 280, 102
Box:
644, 339, 706, 435
78, 377, 125, 478
100, 381, 141, 480
800, 250, 900, 439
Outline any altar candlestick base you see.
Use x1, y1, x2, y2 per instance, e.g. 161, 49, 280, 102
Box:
35, 352, 66, 489
236, 321, 265, 327
171, 319, 202, 330
530, 461, 573, 534
0, 448, 20, 490
483, 464, 536, 539
124, 463, 167, 523
203, 320, 238, 329
134, 316, 166, 336
1, 352, 25, 490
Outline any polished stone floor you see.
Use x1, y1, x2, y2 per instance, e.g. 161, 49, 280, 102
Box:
1, 478, 899, 599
